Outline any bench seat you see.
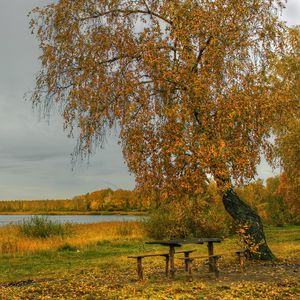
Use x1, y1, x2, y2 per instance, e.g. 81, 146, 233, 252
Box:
175, 249, 196, 255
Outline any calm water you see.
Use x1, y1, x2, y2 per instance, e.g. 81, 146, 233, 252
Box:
0, 214, 142, 227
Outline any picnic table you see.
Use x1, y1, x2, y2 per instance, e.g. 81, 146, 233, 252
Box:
146, 237, 222, 277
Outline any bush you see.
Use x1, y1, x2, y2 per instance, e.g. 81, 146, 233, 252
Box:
19, 216, 73, 239
143, 208, 189, 240
144, 196, 231, 239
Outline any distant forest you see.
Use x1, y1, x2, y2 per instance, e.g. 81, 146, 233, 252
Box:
0, 189, 150, 212
0, 174, 298, 225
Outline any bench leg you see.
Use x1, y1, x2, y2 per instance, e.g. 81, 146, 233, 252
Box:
137, 257, 143, 280
187, 259, 193, 279
213, 256, 220, 278
238, 254, 246, 270
209, 256, 220, 278
165, 255, 169, 277
170, 246, 175, 278
184, 253, 190, 272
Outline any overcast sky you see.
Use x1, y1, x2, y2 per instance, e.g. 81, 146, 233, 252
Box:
0, 1, 299, 200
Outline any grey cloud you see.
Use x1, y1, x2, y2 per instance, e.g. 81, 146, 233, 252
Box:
282, 0, 300, 25
0, 0, 135, 200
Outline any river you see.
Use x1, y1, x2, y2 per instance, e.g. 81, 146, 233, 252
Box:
0, 214, 142, 226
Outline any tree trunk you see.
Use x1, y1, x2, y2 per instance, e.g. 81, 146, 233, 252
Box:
222, 188, 275, 260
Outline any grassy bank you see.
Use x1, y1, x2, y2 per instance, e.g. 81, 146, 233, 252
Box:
0, 221, 144, 255
0, 224, 299, 299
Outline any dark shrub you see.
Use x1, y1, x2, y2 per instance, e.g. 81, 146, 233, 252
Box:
57, 243, 78, 252
144, 196, 231, 239
19, 216, 73, 238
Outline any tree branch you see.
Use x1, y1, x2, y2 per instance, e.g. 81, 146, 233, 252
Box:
80, 9, 173, 26
142, 0, 153, 20
97, 54, 141, 66
192, 36, 213, 72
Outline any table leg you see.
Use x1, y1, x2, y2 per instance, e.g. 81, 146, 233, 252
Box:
169, 246, 175, 278
184, 252, 190, 272
207, 242, 214, 272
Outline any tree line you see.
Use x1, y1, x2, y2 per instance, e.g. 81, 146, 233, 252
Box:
0, 189, 151, 212
0, 173, 298, 226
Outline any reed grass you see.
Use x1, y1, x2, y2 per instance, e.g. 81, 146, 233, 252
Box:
19, 216, 73, 238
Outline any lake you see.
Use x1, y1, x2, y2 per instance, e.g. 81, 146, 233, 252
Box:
0, 214, 142, 227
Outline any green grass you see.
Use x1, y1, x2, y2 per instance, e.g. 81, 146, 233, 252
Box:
0, 240, 144, 282
264, 225, 300, 242
0, 225, 299, 299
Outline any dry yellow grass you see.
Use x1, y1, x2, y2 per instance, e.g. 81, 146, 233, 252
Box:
0, 221, 145, 254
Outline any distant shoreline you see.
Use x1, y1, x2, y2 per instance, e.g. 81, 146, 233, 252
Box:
0, 211, 146, 216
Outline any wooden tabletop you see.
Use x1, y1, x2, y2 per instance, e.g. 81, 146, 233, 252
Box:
146, 237, 222, 246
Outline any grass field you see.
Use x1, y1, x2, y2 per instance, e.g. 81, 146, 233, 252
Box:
0, 223, 299, 299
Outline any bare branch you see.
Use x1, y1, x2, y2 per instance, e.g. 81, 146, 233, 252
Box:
80, 9, 173, 26
192, 36, 213, 72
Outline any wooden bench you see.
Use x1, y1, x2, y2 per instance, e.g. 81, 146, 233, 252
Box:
128, 250, 196, 280
177, 254, 222, 278
128, 253, 169, 280
235, 249, 248, 270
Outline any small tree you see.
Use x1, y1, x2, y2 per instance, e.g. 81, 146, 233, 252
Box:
29, 0, 297, 259
272, 27, 300, 222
